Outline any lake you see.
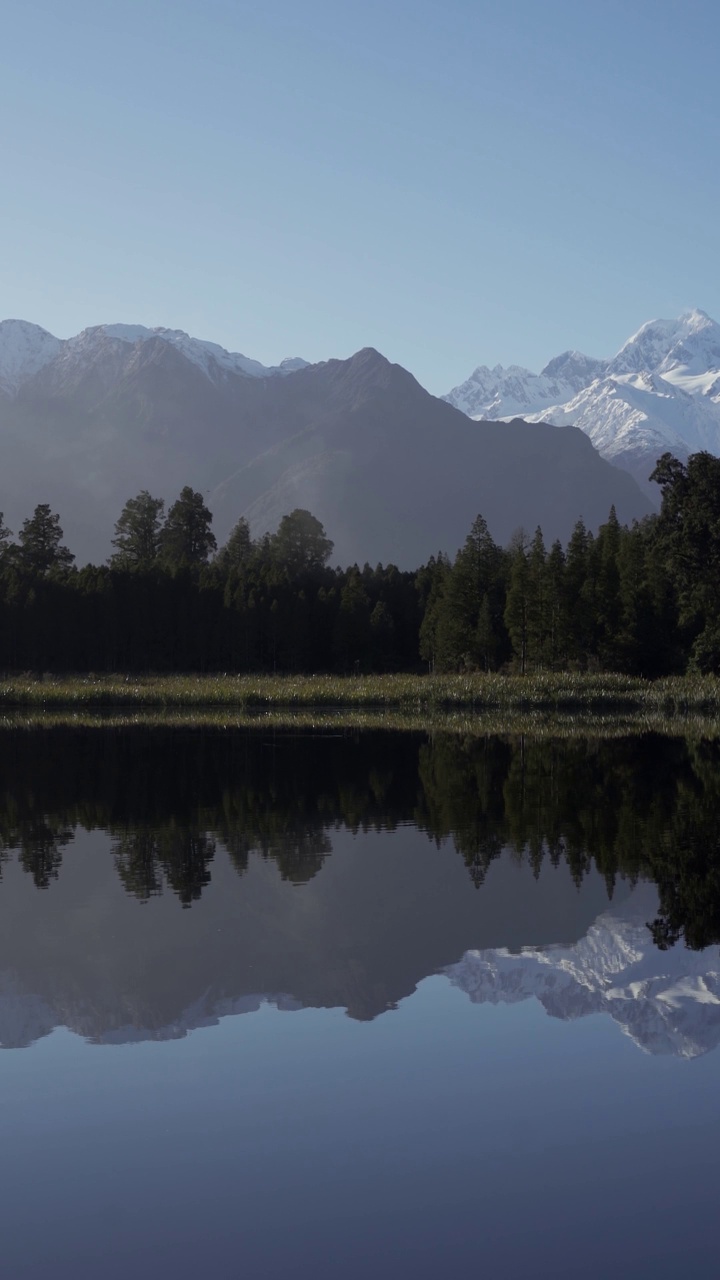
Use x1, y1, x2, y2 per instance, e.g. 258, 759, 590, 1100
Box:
1, 724, 718, 1278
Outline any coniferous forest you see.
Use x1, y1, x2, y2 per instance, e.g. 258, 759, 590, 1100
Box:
1, 450, 719, 676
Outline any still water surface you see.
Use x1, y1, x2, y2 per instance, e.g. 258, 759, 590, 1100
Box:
1, 726, 719, 1278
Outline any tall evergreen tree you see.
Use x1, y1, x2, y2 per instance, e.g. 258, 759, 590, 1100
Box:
18, 505, 75, 575
504, 532, 530, 673
564, 519, 593, 666
333, 571, 372, 670
417, 554, 451, 671
525, 527, 548, 669
434, 515, 505, 670
545, 540, 568, 668
110, 491, 165, 570
651, 451, 720, 671
160, 487, 216, 570
270, 509, 334, 577
594, 506, 622, 667
215, 517, 253, 573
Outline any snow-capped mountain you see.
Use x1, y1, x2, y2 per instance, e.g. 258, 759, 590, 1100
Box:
0, 319, 307, 397
446, 884, 720, 1058
0, 319, 63, 396
445, 351, 605, 420
445, 309, 720, 492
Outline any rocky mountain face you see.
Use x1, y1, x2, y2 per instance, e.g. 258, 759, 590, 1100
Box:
445, 309, 720, 495
0, 320, 651, 565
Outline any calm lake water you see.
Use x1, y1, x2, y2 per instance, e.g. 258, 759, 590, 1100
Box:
1, 725, 719, 1279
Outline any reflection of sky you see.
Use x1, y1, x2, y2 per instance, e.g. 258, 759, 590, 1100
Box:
2, 980, 719, 1280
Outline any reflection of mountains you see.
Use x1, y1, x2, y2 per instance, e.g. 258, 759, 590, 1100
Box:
1, 725, 720, 1055
2, 856, 716, 1058
448, 886, 720, 1058
0, 829, 615, 1046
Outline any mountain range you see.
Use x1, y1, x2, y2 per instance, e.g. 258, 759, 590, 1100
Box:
445, 308, 720, 494
0, 319, 651, 566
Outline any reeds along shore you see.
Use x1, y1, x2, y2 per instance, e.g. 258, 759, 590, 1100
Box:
3, 671, 720, 712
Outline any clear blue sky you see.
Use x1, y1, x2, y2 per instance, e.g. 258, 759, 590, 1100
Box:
2, 0, 718, 392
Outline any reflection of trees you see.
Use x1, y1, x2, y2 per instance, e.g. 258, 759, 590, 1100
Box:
0, 813, 73, 888
416, 737, 508, 886
16, 820, 74, 888
0, 726, 718, 948
112, 825, 216, 907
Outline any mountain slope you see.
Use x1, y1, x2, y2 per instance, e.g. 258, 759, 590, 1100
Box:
0, 321, 652, 565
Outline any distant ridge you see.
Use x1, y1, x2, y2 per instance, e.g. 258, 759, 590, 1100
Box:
0, 318, 651, 565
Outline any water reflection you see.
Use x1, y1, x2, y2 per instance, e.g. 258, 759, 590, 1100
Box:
448, 884, 720, 1058
0, 727, 718, 1055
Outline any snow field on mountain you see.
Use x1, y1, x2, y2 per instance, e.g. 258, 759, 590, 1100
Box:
445, 309, 720, 481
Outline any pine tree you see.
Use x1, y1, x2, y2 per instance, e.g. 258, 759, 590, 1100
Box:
215, 517, 253, 573
564, 519, 593, 666
18, 505, 75, 575
595, 506, 622, 667
435, 515, 505, 670
526, 527, 548, 669
270, 509, 334, 577
110, 491, 165, 570
545, 540, 568, 668
333, 571, 371, 670
0, 513, 14, 564
651, 451, 720, 671
417, 554, 451, 671
370, 600, 396, 669
504, 532, 530, 673
159, 487, 216, 570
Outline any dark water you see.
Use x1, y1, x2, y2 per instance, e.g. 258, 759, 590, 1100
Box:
1, 726, 719, 1279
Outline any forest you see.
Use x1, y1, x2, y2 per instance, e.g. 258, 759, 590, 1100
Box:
0, 449, 719, 675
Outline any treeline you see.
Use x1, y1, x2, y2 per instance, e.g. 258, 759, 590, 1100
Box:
1, 450, 720, 674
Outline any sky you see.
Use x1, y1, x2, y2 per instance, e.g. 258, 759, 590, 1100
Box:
2, 0, 719, 393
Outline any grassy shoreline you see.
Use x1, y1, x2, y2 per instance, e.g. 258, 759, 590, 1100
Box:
3, 671, 720, 713
5, 705, 720, 739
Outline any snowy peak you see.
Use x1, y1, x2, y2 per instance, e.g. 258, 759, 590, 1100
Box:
444, 308, 720, 493
0, 319, 308, 397
444, 360, 589, 420
446, 885, 720, 1058
78, 324, 310, 383
540, 349, 606, 386
444, 346, 606, 422
608, 308, 720, 380
0, 320, 63, 396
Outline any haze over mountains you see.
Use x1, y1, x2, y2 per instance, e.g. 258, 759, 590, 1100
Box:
0, 319, 651, 566
445, 308, 720, 493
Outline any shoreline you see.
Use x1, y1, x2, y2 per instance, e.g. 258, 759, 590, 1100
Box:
2, 671, 720, 712
2, 673, 720, 736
